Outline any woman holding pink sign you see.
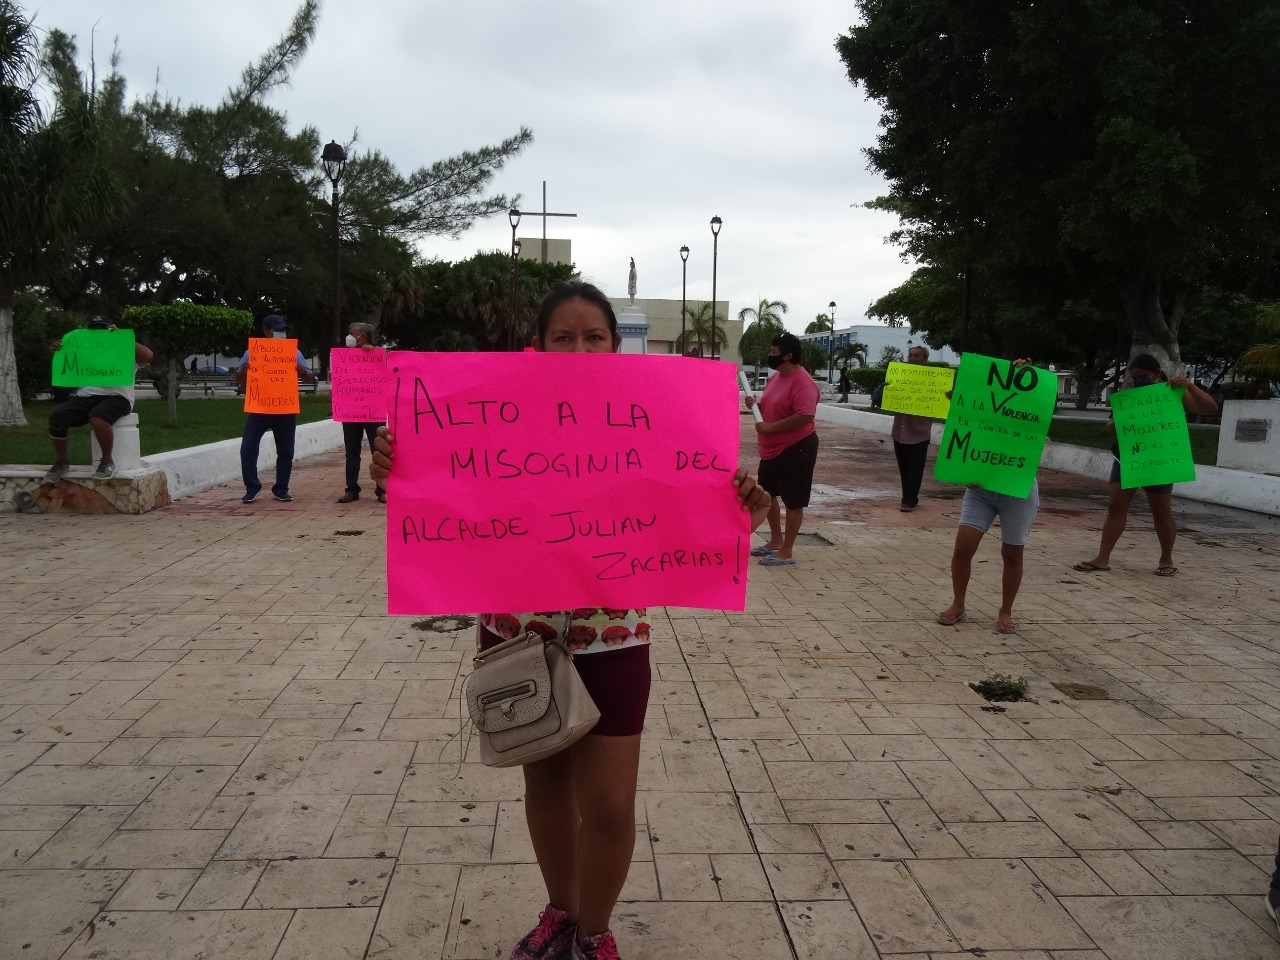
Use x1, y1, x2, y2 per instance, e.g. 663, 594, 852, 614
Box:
371, 281, 771, 960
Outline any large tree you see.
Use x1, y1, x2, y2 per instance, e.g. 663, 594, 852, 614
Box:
838, 0, 1280, 373
33, 0, 531, 374
0, 0, 122, 425
379, 252, 574, 352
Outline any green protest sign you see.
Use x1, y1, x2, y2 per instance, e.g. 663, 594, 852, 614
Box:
881, 362, 954, 418
933, 354, 1058, 497
51, 328, 136, 387
1109, 383, 1195, 488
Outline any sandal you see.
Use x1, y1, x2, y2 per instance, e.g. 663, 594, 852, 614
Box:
997, 618, 1017, 634
1155, 566, 1178, 577
749, 545, 777, 557
936, 610, 965, 626
758, 555, 796, 566
1073, 560, 1110, 572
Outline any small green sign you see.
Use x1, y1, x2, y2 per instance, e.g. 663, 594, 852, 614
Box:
933, 354, 1058, 497
51, 328, 136, 387
1109, 383, 1196, 488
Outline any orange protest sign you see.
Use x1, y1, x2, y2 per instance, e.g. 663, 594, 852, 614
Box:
244, 338, 301, 414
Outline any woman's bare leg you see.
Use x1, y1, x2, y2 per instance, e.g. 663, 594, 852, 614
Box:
572, 733, 642, 938
1083, 483, 1137, 568
762, 497, 783, 550
1146, 491, 1178, 569
940, 525, 985, 618
522, 749, 581, 917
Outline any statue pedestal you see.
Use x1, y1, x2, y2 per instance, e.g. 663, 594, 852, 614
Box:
617, 304, 649, 355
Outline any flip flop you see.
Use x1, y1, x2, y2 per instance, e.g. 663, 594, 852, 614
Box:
997, 618, 1018, 634
1155, 566, 1178, 577
749, 545, 777, 557
936, 610, 965, 626
758, 555, 796, 566
1073, 561, 1110, 572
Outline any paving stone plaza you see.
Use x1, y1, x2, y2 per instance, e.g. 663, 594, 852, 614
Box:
2, 417, 1279, 960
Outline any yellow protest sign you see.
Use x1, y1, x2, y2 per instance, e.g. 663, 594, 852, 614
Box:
881, 362, 954, 418
244, 338, 301, 414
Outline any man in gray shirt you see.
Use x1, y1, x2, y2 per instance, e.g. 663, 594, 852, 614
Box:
890, 345, 933, 511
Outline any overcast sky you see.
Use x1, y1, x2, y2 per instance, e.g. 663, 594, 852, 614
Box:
34, 0, 911, 335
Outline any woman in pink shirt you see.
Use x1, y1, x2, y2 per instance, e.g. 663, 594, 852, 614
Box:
745, 332, 820, 566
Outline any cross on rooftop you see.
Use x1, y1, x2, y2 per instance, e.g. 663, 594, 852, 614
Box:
516, 181, 577, 262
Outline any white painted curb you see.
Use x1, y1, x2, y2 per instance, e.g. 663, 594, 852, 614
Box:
811, 403, 1280, 518
143, 419, 345, 500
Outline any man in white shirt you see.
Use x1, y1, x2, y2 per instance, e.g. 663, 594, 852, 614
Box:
44, 317, 154, 482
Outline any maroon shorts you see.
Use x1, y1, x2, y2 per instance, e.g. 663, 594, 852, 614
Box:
479, 630, 651, 736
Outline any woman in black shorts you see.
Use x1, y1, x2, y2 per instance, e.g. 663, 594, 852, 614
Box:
372, 282, 770, 960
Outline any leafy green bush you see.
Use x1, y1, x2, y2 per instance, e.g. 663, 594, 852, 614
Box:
13, 291, 80, 401
120, 302, 255, 357
848, 366, 887, 393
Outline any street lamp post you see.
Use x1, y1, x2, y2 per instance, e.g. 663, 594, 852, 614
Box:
709, 216, 722, 359
508, 209, 522, 351
827, 300, 837, 384
321, 140, 348, 370
679, 245, 689, 356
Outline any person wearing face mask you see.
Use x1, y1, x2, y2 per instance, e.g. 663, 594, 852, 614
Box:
744, 331, 820, 566
1074, 353, 1218, 577
337, 322, 386, 504
236, 314, 314, 503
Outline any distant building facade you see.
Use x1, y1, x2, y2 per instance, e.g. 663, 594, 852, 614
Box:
606, 297, 740, 366
799, 324, 959, 368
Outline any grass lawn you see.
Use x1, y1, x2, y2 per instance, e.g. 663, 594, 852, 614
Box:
0, 395, 333, 465
837, 403, 1220, 466
1046, 417, 1219, 466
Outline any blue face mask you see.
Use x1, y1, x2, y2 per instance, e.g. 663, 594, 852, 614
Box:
272, 331, 286, 339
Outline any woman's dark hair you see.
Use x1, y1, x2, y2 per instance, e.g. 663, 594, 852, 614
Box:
1129, 353, 1168, 381
771, 332, 803, 364
534, 281, 618, 343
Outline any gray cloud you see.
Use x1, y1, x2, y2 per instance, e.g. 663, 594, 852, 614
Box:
37, 0, 910, 332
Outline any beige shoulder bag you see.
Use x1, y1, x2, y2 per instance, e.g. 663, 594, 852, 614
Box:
465, 629, 600, 768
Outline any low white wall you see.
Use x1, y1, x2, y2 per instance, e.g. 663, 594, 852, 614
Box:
143, 419, 344, 500
812, 403, 1280, 518
1217, 399, 1280, 474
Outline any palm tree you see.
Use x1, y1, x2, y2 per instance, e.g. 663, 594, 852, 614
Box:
835, 340, 869, 368
1238, 303, 1280, 378
805, 312, 833, 334
0, 4, 124, 425
676, 302, 728, 358
737, 298, 788, 370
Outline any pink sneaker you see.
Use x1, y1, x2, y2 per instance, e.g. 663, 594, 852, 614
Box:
510, 904, 576, 960
572, 930, 621, 960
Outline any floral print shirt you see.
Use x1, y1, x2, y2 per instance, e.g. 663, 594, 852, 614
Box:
479, 608, 651, 655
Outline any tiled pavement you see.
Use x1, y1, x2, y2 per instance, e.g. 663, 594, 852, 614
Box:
2, 417, 1279, 960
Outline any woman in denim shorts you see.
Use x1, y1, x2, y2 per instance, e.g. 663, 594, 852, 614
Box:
936, 480, 1040, 634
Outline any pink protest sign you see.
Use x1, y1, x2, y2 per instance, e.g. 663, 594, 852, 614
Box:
385, 352, 748, 614
330, 347, 387, 422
